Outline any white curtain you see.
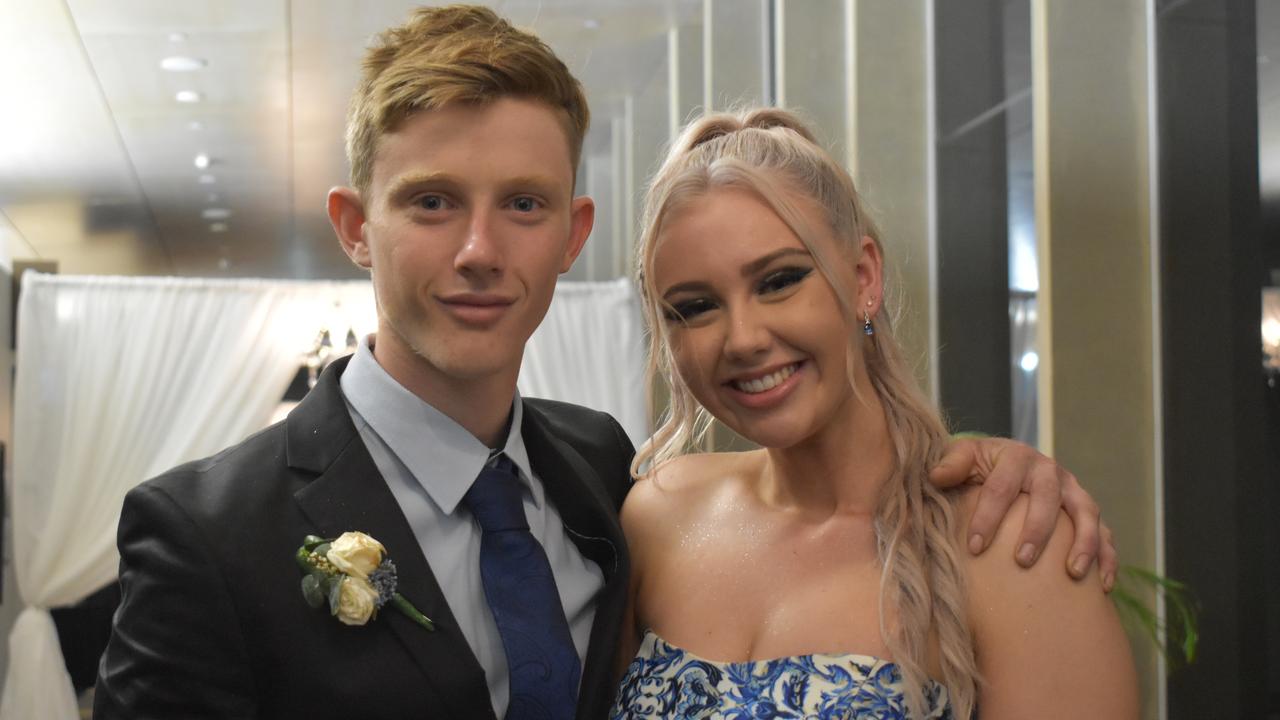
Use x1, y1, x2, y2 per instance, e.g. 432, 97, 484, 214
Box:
520, 278, 649, 445
3, 274, 374, 720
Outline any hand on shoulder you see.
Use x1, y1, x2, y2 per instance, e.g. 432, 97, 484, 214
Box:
960, 492, 1138, 719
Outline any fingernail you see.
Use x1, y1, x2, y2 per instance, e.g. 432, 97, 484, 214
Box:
968, 534, 984, 554
1104, 572, 1115, 590
1017, 543, 1036, 565
1072, 554, 1090, 577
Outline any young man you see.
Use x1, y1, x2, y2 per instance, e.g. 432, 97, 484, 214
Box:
95, 6, 1112, 719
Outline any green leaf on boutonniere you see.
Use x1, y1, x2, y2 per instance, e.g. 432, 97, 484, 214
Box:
302, 535, 326, 551
328, 575, 344, 616
301, 574, 325, 609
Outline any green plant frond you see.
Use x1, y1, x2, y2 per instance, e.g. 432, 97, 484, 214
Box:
1111, 565, 1200, 673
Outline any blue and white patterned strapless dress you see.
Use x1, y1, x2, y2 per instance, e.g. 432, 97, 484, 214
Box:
610, 630, 953, 720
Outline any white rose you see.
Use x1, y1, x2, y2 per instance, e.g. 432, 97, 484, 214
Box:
334, 575, 379, 626
326, 531, 385, 579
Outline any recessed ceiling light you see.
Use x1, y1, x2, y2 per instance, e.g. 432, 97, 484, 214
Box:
188, 120, 205, 131
194, 153, 211, 169
168, 32, 189, 43
202, 208, 232, 220
160, 56, 207, 72
198, 174, 217, 184
175, 90, 202, 103
583, 19, 600, 29
218, 257, 231, 269
210, 222, 229, 233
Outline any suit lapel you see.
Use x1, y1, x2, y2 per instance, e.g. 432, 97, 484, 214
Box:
520, 404, 630, 719
287, 358, 495, 720
520, 403, 626, 580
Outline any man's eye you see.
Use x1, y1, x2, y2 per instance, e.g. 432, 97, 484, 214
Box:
758, 267, 812, 294
663, 298, 716, 322
511, 196, 541, 213
416, 195, 450, 211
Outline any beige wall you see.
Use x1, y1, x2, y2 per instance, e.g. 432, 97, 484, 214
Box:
1033, 0, 1160, 715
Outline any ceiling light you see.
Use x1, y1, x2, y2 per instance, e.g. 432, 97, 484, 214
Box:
198, 174, 216, 184
175, 90, 202, 103
160, 56, 207, 72
168, 32, 188, 43
188, 120, 205, 131
1020, 351, 1040, 373
202, 208, 231, 220
583, 19, 600, 29
210, 222, 228, 233
194, 153, 211, 169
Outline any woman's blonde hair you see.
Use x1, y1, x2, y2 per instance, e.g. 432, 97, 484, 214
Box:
632, 108, 978, 719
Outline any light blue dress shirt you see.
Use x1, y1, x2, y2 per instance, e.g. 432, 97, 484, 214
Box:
339, 337, 605, 718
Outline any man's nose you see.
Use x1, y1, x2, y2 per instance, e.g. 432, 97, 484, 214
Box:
455, 208, 502, 276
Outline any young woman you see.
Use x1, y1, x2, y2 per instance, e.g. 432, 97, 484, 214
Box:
611, 109, 1137, 719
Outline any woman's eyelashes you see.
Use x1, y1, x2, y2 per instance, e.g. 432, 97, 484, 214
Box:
663, 266, 814, 323
664, 297, 717, 322
757, 266, 812, 294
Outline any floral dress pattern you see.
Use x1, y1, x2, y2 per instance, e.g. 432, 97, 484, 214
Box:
610, 630, 953, 720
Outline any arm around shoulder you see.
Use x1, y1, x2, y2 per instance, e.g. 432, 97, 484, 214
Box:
95, 482, 257, 720
965, 496, 1139, 719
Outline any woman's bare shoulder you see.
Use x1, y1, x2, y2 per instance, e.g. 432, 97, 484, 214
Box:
621, 452, 759, 540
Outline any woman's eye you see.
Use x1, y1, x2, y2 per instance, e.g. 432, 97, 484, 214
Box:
511, 196, 541, 213
416, 195, 450, 211
664, 298, 716, 322
758, 267, 812, 294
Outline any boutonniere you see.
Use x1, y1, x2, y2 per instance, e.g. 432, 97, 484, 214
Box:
295, 532, 435, 631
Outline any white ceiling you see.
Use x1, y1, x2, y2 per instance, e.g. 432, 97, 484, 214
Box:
0, 0, 697, 278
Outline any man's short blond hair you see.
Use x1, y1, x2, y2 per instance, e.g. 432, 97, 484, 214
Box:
345, 4, 591, 196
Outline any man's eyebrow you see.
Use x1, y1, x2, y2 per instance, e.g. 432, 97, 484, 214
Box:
383, 173, 563, 199
501, 174, 558, 188
498, 175, 565, 197
384, 172, 458, 198
660, 248, 812, 299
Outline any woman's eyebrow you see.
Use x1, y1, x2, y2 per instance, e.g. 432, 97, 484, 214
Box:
739, 248, 811, 277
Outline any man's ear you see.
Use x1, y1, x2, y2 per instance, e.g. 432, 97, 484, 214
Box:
327, 186, 371, 268
855, 234, 885, 316
561, 195, 595, 273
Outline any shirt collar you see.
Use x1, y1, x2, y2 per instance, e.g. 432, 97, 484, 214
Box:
339, 335, 537, 514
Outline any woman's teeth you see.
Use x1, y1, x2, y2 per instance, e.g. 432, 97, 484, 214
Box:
732, 363, 799, 394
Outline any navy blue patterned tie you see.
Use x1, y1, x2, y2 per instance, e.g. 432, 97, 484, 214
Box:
464, 454, 580, 720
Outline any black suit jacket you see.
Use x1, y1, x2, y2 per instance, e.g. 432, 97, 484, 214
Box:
94, 357, 634, 720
